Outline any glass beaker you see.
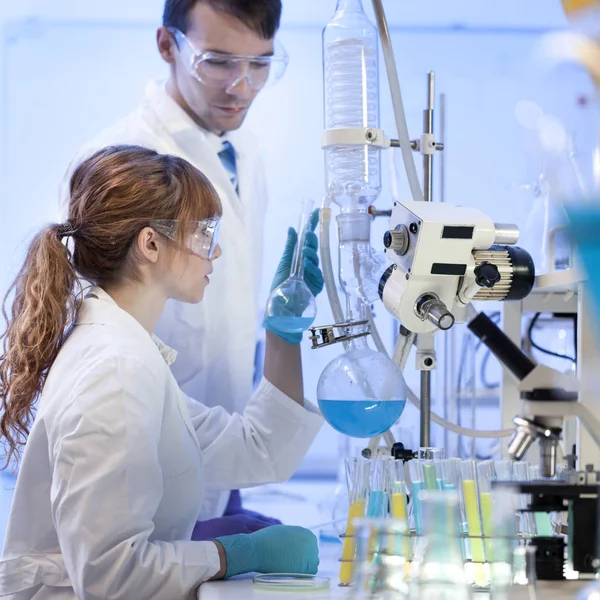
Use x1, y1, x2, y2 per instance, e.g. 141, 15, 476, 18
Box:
350, 518, 411, 600
264, 198, 317, 333
412, 490, 471, 600
317, 334, 407, 438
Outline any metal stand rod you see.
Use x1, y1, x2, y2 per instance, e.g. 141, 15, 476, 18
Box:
423, 72, 435, 203
420, 370, 432, 448
419, 72, 436, 448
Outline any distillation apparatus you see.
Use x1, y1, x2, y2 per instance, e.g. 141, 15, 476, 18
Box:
311, 0, 536, 451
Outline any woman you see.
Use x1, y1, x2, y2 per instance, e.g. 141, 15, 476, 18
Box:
0, 146, 324, 599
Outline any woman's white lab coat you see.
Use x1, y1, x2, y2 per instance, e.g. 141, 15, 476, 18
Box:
58, 80, 270, 519
0, 288, 323, 599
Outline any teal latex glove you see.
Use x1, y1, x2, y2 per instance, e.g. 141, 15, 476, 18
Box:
264, 209, 325, 344
215, 524, 319, 579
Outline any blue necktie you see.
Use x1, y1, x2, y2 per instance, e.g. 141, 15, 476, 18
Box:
218, 140, 238, 194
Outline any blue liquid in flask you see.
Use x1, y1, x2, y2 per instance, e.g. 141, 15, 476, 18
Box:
265, 316, 315, 334
318, 399, 406, 438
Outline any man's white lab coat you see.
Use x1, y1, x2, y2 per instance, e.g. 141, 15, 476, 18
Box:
59, 80, 271, 518
0, 288, 322, 599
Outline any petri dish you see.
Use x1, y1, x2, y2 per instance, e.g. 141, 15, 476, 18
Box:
252, 573, 331, 592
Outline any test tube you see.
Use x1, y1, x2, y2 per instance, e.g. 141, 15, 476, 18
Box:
408, 460, 425, 535
528, 464, 553, 536
461, 460, 485, 563
477, 460, 495, 559
419, 448, 445, 491
512, 461, 537, 538
367, 458, 389, 518
494, 459, 513, 482
389, 459, 411, 558
339, 457, 369, 586
437, 457, 461, 492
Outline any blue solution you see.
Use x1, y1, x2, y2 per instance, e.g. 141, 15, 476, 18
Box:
318, 399, 406, 438
367, 490, 387, 518
411, 481, 424, 534
265, 315, 315, 334
565, 204, 600, 324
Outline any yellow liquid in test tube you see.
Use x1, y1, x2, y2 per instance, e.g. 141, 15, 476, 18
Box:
463, 479, 488, 586
391, 492, 411, 558
339, 500, 366, 585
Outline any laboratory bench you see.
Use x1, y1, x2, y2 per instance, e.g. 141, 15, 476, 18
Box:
199, 481, 591, 600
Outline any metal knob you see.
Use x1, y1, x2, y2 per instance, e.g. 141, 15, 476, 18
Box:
416, 295, 455, 331
383, 225, 409, 255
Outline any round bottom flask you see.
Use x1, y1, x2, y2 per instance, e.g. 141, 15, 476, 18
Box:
317, 337, 406, 438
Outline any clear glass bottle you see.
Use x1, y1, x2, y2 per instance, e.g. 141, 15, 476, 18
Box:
323, 0, 381, 210
264, 198, 317, 333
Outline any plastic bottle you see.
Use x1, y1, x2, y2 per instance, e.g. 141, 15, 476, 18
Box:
322, 0, 381, 210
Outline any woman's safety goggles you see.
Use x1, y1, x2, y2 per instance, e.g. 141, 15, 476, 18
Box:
151, 218, 221, 260
169, 28, 289, 91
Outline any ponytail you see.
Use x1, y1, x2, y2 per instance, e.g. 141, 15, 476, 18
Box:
0, 225, 80, 468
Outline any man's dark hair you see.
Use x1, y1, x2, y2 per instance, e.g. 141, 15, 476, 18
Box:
163, 0, 282, 39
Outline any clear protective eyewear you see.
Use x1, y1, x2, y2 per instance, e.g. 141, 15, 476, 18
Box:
169, 28, 289, 91
151, 218, 221, 260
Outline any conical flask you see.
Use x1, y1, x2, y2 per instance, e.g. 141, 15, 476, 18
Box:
317, 333, 406, 438
265, 199, 317, 334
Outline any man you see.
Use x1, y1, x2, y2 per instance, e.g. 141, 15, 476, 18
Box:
59, 0, 298, 537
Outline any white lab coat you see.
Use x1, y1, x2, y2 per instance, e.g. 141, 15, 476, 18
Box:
0, 288, 323, 600
58, 80, 270, 518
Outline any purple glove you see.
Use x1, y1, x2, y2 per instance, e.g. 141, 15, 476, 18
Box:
224, 489, 282, 526
192, 514, 280, 541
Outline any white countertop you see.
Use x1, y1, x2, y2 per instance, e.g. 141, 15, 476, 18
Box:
198, 543, 349, 600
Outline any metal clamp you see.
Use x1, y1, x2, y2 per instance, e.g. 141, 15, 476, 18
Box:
321, 127, 391, 149
308, 320, 370, 349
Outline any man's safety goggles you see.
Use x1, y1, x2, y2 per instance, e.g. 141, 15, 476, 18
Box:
169, 28, 289, 91
151, 218, 221, 260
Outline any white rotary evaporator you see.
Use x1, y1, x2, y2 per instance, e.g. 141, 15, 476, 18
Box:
310, 0, 537, 452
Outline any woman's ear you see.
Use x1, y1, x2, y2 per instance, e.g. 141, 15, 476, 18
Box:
136, 227, 161, 264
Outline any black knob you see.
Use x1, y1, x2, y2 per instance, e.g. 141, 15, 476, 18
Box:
474, 262, 501, 288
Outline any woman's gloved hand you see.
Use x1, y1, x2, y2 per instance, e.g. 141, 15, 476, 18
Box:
215, 524, 319, 578
264, 210, 325, 345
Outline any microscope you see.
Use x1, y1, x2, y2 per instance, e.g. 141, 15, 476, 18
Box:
467, 310, 600, 579
378, 198, 600, 578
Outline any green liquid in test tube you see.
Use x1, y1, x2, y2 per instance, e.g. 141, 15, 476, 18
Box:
423, 461, 438, 491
